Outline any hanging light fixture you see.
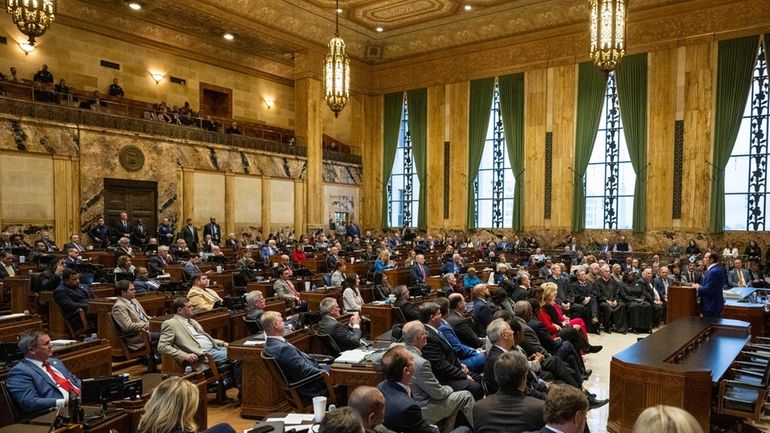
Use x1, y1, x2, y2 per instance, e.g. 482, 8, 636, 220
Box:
589, 0, 626, 73
323, 0, 350, 118
6, 0, 57, 46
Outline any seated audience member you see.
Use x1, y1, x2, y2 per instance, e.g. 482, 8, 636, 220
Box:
439, 273, 457, 297
116, 237, 135, 258
595, 264, 628, 334
133, 267, 161, 293
393, 285, 419, 322
7, 330, 81, 417
114, 254, 136, 274
88, 217, 109, 248
8, 66, 22, 83
245, 290, 266, 321
613, 236, 632, 252
225, 122, 241, 134
158, 297, 240, 386
79, 90, 107, 110
318, 407, 365, 433
637, 267, 665, 327
137, 376, 235, 433
374, 250, 394, 273
378, 346, 471, 433
473, 350, 545, 433
108, 78, 124, 97
34, 82, 60, 103
183, 256, 205, 280
435, 297, 485, 374
29, 241, 51, 264
443, 254, 464, 275
33, 64, 54, 84
37, 258, 66, 292
202, 115, 219, 132
111, 280, 159, 354
261, 311, 329, 399
146, 237, 159, 253
149, 245, 173, 277
318, 297, 364, 351
372, 272, 392, 301
36, 231, 59, 252
275, 254, 296, 277
273, 267, 308, 311
471, 284, 494, 337
489, 285, 515, 316
53, 269, 95, 327
290, 243, 306, 265
418, 302, 484, 400
186, 274, 223, 312
447, 293, 484, 349
201, 234, 216, 253
538, 285, 600, 354
537, 384, 590, 433
63, 234, 86, 253
342, 273, 365, 312
728, 258, 751, 288
401, 321, 474, 433
463, 268, 482, 291
63, 247, 86, 269
0, 251, 19, 279
348, 386, 395, 433
331, 260, 347, 286
631, 405, 704, 433
54, 79, 70, 97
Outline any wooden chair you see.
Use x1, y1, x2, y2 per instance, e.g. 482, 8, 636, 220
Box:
0, 380, 51, 426
731, 359, 770, 388
242, 316, 263, 335
161, 352, 233, 403
108, 312, 157, 372
312, 325, 341, 357
260, 351, 336, 413
716, 379, 769, 422
50, 301, 92, 338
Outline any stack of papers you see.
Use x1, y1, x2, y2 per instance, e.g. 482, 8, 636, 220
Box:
0, 313, 27, 321
264, 414, 315, 431
243, 339, 265, 346
51, 339, 76, 346
335, 349, 370, 363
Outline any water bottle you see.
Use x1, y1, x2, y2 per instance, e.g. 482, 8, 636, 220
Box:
328, 404, 336, 412
184, 366, 193, 374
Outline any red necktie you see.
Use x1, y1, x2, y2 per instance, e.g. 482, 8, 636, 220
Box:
288, 280, 300, 301
44, 362, 80, 394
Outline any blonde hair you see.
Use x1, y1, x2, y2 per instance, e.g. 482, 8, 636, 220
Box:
377, 250, 390, 262
632, 405, 703, 433
138, 376, 198, 433
541, 282, 558, 303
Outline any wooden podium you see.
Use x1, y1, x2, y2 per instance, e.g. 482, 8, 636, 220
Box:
666, 284, 699, 323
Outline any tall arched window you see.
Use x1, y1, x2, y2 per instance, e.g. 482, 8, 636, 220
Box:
724, 40, 769, 231
585, 71, 636, 229
474, 81, 515, 228
387, 95, 420, 227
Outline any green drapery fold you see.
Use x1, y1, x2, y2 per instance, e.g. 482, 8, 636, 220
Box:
615, 53, 649, 233
571, 63, 608, 232
467, 78, 496, 229
708, 35, 760, 233
382, 92, 404, 229
498, 73, 525, 231
407, 88, 428, 230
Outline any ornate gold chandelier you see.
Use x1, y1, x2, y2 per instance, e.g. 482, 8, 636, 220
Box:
589, 0, 626, 73
323, 0, 350, 118
6, 0, 56, 46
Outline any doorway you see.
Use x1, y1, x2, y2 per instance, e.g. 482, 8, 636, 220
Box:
200, 82, 233, 119
103, 178, 158, 243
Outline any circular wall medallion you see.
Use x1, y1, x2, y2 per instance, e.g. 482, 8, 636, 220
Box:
119, 145, 145, 171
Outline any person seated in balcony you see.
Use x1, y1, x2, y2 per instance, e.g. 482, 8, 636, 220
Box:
54, 79, 70, 98
7, 66, 23, 83
33, 64, 54, 84
34, 82, 60, 104
108, 77, 124, 97
79, 91, 107, 110
203, 115, 219, 132
225, 121, 242, 135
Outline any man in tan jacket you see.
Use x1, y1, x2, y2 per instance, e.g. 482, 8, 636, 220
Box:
186, 274, 223, 312
111, 280, 157, 351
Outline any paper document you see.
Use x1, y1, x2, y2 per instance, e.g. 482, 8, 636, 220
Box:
243, 339, 265, 346
335, 349, 370, 363
51, 339, 77, 346
265, 413, 315, 425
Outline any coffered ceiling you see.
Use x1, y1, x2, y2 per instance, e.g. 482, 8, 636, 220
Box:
53, 0, 714, 81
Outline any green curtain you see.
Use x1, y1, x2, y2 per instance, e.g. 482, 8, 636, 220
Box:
407, 88, 428, 230
615, 53, 648, 233
571, 63, 608, 232
708, 35, 760, 233
382, 92, 404, 229
467, 77, 496, 229
498, 73, 525, 230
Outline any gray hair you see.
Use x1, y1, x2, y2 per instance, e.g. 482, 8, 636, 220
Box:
119, 237, 130, 245
18, 329, 47, 355
158, 245, 169, 253
245, 290, 263, 307
319, 297, 338, 315
442, 273, 454, 283
402, 321, 425, 345
486, 318, 509, 344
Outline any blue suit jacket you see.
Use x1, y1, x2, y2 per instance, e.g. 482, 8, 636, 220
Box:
378, 380, 436, 433
7, 357, 81, 416
698, 264, 726, 317
263, 337, 326, 399
411, 263, 429, 284
438, 320, 484, 366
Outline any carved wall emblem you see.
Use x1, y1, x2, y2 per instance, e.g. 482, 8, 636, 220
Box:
119, 145, 145, 171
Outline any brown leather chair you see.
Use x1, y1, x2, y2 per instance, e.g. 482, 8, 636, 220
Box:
108, 311, 157, 372
260, 351, 336, 413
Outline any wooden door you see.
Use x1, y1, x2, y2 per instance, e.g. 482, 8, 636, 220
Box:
103, 178, 157, 243
200, 82, 233, 118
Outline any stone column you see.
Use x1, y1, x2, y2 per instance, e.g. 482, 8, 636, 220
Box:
224, 173, 235, 237
261, 176, 271, 237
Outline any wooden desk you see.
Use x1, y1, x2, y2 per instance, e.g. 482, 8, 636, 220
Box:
361, 295, 436, 338
247, 281, 275, 299
31, 406, 129, 433
666, 284, 699, 324
328, 362, 383, 399
88, 292, 167, 357
43, 284, 115, 339
300, 288, 342, 312
0, 313, 42, 341
1, 339, 114, 382
149, 308, 231, 341
111, 372, 208, 433
7, 276, 31, 313
608, 317, 751, 433
384, 268, 411, 287
722, 287, 769, 337
207, 272, 234, 296
229, 328, 313, 418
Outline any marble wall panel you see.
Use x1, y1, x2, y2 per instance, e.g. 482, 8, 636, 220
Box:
192, 172, 226, 224
0, 154, 54, 222
270, 179, 295, 226
323, 163, 362, 185
233, 176, 263, 226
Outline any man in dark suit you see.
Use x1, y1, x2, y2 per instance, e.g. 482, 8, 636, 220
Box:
157, 218, 175, 247
686, 260, 703, 285
63, 248, 85, 269
7, 329, 82, 417
35, 231, 59, 252
533, 384, 589, 433
638, 267, 665, 326
0, 251, 19, 279
148, 245, 173, 277
411, 254, 430, 286
36, 258, 66, 292
63, 234, 86, 253
203, 217, 222, 245
727, 258, 751, 288
178, 218, 199, 253
115, 212, 133, 240
261, 311, 328, 399
326, 246, 340, 272
418, 302, 484, 400
346, 221, 361, 239
378, 346, 470, 433
696, 251, 726, 318
394, 285, 419, 322
473, 350, 545, 433
88, 217, 109, 248
508, 274, 530, 303
447, 293, 484, 349
132, 267, 161, 293
52, 269, 95, 327
318, 297, 364, 352
471, 285, 493, 337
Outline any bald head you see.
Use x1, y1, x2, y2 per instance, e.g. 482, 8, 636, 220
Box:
348, 386, 385, 429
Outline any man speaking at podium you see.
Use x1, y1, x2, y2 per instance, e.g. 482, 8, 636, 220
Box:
695, 251, 726, 318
